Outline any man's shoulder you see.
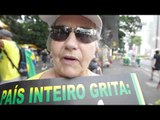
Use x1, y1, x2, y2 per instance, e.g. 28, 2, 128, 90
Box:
27, 72, 45, 80
2, 39, 13, 43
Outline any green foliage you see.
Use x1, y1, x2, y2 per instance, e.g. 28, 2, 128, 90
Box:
119, 30, 125, 39
118, 15, 142, 49
0, 15, 49, 49
130, 35, 142, 46
0, 15, 143, 50
119, 15, 142, 34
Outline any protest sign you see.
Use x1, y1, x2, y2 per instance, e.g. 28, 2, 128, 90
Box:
0, 73, 146, 105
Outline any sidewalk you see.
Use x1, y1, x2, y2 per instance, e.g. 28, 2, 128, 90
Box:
140, 59, 160, 80
104, 58, 160, 105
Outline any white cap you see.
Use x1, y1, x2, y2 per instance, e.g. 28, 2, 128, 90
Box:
39, 15, 103, 34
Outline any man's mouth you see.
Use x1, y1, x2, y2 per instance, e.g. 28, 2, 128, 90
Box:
62, 56, 79, 64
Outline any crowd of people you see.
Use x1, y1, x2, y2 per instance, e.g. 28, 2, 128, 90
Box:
1, 15, 160, 86
1, 15, 160, 106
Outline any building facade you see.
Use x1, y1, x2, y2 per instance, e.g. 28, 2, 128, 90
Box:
137, 15, 160, 57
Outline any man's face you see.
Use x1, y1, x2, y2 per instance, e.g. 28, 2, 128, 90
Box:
50, 15, 97, 78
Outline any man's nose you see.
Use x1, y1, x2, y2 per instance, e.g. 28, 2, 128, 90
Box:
64, 32, 79, 50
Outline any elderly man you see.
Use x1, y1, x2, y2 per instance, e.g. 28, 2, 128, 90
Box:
28, 15, 103, 80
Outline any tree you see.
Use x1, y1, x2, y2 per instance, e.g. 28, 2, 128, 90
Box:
130, 35, 142, 47
119, 15, 142, 50
100, 15, 119, 48
0, 15, 49, 49
118, 30, 126, 54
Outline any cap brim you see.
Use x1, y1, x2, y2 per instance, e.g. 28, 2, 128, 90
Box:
39, 15, 60, 27
39, 15, 102, 33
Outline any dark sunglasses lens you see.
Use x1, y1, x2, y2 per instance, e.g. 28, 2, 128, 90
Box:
50, 26, 97, 43
76, 33, 94, 43
75, 28, 96, 43
50, 27, 69, 41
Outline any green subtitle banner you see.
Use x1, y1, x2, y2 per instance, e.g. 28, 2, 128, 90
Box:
0, 73, 146, 105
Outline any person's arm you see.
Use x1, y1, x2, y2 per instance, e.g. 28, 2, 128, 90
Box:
152, 55, 156, 68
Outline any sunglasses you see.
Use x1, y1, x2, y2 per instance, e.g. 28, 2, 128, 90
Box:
50, 26, 98, 43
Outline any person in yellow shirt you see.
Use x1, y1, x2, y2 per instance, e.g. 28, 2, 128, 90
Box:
0, 29, 21, 84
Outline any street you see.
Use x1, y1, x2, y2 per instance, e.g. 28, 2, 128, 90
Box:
35, 58, 160, 105
103, 59, 160, 105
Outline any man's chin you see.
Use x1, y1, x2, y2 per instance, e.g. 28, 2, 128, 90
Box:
62, 71, 81, 78
60, 67, 83, 78
64, 73, 80, 78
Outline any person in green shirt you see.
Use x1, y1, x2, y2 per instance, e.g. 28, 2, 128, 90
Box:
25, 48, 36, 78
